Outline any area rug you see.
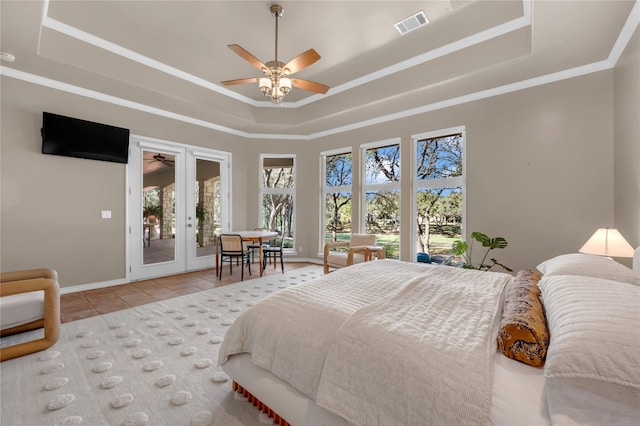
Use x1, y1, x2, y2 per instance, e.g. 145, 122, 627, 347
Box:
0, 266, 323, 426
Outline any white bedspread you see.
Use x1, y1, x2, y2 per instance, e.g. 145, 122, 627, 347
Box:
219, 260, 512, 425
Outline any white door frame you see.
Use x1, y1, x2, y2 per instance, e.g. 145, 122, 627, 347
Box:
128, 135, 230, 281
185, 147, 231, 271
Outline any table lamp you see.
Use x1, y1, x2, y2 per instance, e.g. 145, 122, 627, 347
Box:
578, 228, 635, 258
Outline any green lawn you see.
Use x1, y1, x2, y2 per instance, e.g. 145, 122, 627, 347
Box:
325, 230, 459, 259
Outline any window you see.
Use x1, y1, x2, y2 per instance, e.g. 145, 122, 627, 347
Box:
362, 139, 401, 259
413, 128, 465, 260
259, 155, 296, 252
321, 150, 353, 248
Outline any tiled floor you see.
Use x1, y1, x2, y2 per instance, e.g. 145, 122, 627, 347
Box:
60, 262, 313, 323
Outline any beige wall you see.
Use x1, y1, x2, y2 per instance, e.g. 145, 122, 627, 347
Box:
614, 25, 640, 261
307, 71, 615, 273
1, 59, 635, 288
0, 78, 254, 287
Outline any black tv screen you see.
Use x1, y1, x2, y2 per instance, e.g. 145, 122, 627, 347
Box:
41, 112, 130, 164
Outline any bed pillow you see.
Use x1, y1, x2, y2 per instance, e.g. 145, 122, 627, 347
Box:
537, 253, 640, 286
538, 275, 640, 405
497, 269, 548, 367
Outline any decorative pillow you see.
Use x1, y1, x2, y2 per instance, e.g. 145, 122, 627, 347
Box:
497, 269, 548, 367
539, 275, 640, 404
537, 253, 640, 286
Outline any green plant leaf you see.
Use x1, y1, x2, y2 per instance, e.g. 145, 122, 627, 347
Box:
488, 237, 508, 250
471, 231, 490, 246
448, 240, 467, 256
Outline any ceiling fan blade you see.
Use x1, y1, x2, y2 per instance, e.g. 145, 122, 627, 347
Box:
228, 44, 268, 71
284, 49, 321, 74
221, 77, 261, 86
291, 78, 329, 94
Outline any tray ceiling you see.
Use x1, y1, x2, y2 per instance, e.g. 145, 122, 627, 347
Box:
1, 1, 637, 138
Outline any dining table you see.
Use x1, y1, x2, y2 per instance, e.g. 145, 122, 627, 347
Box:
216, 230, 278, 277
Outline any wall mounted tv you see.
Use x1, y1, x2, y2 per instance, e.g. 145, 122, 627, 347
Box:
41, 112, 130, 164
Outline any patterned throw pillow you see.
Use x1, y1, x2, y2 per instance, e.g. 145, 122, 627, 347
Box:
497, 269, 549, 367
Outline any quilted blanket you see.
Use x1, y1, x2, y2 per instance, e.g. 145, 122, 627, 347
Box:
218, 260, 511, 425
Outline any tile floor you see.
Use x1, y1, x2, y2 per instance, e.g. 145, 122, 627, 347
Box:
60, 262, 313, 323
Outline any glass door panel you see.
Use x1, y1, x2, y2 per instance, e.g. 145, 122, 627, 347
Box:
129, 140, 229, 281
186, 151, 228, 271
195, 158, 220, 258
129, 140, 186, 281
143, 151, 177, 265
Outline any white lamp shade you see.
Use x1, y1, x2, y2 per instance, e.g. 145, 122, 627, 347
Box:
579, 228, 635, 258
279, 77, 291, 90
259, 78, 272, 90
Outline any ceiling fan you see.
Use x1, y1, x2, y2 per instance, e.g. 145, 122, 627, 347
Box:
147, 154, 175, 167
221, 4, 329, 104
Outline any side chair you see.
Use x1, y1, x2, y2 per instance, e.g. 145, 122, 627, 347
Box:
262, 231, 284, 274
219, 234, 252, 281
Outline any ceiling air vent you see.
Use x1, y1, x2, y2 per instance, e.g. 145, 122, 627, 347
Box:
394, 10, 429, 35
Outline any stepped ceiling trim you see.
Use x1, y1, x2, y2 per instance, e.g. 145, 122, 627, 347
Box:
1, 1, 638, 140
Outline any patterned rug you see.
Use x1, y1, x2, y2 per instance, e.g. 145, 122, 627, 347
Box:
0, 266, 323, 426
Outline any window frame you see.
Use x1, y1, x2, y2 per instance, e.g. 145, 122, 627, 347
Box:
411, 126, 466, 262
258, 153, 297, 254
320, 147, 353, 252
360, 138, 402, 259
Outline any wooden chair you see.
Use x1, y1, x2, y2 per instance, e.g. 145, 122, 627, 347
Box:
323, 233, 384, 274
219, 234, 252, 281
0, 268, 60, 361
262, 232, 284, 274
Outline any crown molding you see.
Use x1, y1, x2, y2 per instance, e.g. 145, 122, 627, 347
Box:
2, 0, 638, 141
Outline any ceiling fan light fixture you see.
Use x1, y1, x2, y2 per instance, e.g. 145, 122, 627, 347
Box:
259, 77, 272, 94
279, 77, 291, 93
221, 4, 329, 103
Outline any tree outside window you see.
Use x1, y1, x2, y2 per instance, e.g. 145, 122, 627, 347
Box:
415, 130, 464, 257
323, 151, 352, 245
260, 155, 295, 250
363, 141, 401, 259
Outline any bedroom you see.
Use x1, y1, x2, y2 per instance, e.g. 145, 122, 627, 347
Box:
1, 1, 639, 425
1, 0, 638, 290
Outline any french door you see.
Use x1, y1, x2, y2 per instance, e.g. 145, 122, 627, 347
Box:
128, 137, 230, 281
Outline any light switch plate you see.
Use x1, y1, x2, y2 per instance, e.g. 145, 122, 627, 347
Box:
101, 210, 112, 219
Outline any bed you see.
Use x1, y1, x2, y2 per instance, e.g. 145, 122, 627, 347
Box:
218, 254, 640, 425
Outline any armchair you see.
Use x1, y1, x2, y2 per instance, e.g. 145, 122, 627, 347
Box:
323, 233, 384, 274
0, 268, 60, 361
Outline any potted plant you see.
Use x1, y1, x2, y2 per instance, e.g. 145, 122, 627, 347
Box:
448, 231, 512, 272
143, 204, 162, 223
195, 202, 209, 225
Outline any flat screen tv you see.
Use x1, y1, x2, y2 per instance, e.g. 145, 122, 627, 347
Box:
41, 112, 130, 164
